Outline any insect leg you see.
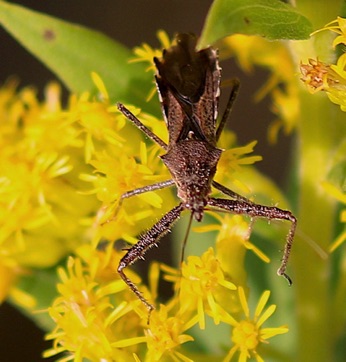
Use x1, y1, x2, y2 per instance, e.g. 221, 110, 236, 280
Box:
118, 203, 184, 312
102, 180, 175, 224
215, 78, 240, 142
121, 179, 175, 201
207, 197, 297, 284
117, 103, 168, 150
212, 180, 252, 203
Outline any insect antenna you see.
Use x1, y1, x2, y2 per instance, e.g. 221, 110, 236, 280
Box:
180, 212, 194, 266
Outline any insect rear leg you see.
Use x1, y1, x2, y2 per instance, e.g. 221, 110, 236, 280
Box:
118, 203, 184, 313
207, 197, 297, 284
212, 180, 252, 203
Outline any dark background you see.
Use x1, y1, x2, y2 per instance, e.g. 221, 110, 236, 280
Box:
0, 1, 293, 361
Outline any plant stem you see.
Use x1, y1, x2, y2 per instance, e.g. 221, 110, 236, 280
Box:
294, 92, 340, 362
289, 2, 346, 361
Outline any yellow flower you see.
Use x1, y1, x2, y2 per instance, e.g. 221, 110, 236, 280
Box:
216, 130, 262, 194
46, 246, 196, 361
210, 214, 269, 270
68, 75, 126, 164
302, 17, 346, 111
130, 30, 173, 71
194, 214, 270, 315
311, 16, 346, 48
163, 247, 236, 330
0, 79, 97, 303
0, 73, 174, 310
300, 56, 346, 111
44, 248, 148, 362
74, 76, 174, 245
143, 305, 195, 362
222, 287, 288, 362
300, 58, 337, 92
84, 105, 174, 243
129, 30, 174, 101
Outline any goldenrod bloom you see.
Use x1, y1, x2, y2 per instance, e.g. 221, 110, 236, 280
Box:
216, 134, 262, 193
129, 30, 174, 101
44, 254, 142, 362
0, 29, 293, 362
0, 79, 92, 306
300, 17, 346, 111
222, 287, 288, 362
130, 30, 173, 71
143, 305, 195, 362
180, 247, 237, 329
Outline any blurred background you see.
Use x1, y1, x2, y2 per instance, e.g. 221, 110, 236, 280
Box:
0, 1, 293, 361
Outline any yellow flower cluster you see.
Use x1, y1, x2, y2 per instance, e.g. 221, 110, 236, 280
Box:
45, 242, 287, 362
0, 73, 172, 307
0, 33, 289, 361
0, 79, 90, 307
300, 17, 346, 111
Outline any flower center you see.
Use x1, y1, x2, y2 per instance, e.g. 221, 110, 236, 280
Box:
231, 320, 259, 351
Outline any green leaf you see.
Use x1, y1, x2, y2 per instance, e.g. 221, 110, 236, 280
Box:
0, 1, 153, 109
199, 0, 313, 48
14, 267, 60, 331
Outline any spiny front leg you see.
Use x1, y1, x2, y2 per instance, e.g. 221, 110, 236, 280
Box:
118, 203, 184, 313
102, 180, 175, 225
207, 198, 297, 284
117, 103, 168, 150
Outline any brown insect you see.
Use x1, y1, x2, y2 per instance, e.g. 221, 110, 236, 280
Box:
116, 33, 297, 313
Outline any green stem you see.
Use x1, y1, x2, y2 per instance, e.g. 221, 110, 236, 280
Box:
290, 2, 345, 360
293, 92, 340, 362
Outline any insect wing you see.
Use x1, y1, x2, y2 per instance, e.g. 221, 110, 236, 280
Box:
154, 33, 221, 145
192, 45, 221, 146
155, 74, 188, 145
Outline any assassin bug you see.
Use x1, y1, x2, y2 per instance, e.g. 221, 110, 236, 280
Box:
116, 33, 297, 313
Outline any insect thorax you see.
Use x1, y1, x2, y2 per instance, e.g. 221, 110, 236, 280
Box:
161, 139, 222, 220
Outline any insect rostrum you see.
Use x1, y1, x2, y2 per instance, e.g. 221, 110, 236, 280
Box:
116, 33, 297, 313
